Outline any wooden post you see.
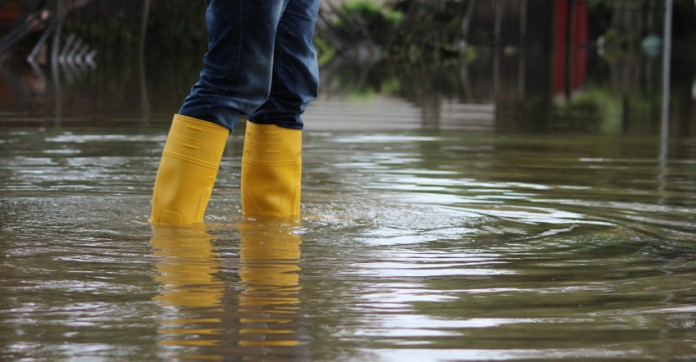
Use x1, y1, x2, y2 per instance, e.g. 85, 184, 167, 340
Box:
461, 0, 477, 40
661, 0, 673, 142
494, 0, 503, 45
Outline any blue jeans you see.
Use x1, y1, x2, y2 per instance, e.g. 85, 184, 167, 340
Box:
178, 0, 320, 131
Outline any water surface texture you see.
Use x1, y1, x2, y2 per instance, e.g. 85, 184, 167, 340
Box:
2, 40, 696, 360
1, 125, 695, 360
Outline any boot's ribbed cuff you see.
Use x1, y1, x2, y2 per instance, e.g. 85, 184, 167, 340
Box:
172, 114, 229, 146
163, 114, 230, 168
242, 121, 302, 164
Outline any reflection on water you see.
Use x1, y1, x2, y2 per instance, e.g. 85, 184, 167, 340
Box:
151, 225, 224, 348
151, 219, 304, 359
0, 126, 695, 360
238, 219, 303, 348
1, 45, 694, 134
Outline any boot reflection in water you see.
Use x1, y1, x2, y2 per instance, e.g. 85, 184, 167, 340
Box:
238, 218, 303, 347
151, 225, 224, 347
151, 220, 304, 352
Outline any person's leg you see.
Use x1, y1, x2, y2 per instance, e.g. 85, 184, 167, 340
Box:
248, 0, 320, 130
241, 0, 319, 217
152, 0, 290, 225
179, 0, 291, 131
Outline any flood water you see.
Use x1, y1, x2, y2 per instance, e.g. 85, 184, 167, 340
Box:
1, 48, 696, 361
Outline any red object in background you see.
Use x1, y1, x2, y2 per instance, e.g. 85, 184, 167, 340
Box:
553, 0, 589, 97
0, 1, 21, 32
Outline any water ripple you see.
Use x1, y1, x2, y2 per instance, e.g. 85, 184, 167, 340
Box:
2, 129, 696, 361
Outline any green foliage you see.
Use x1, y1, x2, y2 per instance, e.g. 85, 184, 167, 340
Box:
379, 76, 401, 94
462, 46, 477, 63
343, 0, 381, 16
314, 37, 337, 66
342, 0, 403, 26
551, 84, 663, 134
384, 8, 404, 27
333, 0, 404, 46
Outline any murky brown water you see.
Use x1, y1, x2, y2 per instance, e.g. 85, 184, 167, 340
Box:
1, 42, 696, 360
1, 121, 695, 360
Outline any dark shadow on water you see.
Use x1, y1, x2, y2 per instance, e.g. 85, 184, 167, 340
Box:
0, 47, 694, 135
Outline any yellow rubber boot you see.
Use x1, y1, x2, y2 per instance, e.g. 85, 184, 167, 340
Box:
241, 121, 302, 217
151, 114, 229, 225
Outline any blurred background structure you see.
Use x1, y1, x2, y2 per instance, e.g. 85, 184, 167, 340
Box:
0, 0, 695, 134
